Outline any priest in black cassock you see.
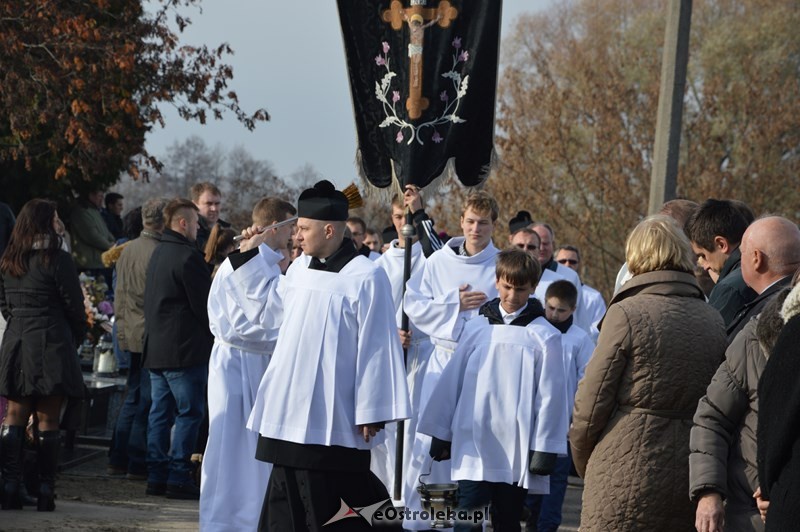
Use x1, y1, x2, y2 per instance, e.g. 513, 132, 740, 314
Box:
224, 181, 410, 531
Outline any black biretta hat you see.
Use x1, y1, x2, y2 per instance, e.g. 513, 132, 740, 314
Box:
509, 210, 533, 234
297, 180, 349, 221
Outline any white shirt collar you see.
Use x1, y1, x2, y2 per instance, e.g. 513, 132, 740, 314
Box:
499, 302, 527, 325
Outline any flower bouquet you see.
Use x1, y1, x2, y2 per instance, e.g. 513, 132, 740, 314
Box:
79, 273, 114, 343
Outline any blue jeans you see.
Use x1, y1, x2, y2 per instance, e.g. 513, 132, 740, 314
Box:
455, 480, 526, 532
147, 364, 207, 486
525, 454, 571, 532
109, 352, 151, 475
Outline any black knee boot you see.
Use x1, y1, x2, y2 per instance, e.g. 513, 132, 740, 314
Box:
36, 431, 60, 512
0, 425, 24, 510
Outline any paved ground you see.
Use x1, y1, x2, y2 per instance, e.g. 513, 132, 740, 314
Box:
0, 445, 582, 531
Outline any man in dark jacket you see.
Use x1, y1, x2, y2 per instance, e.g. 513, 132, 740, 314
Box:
685, 199, 756, 328
690, 290, 790, 532
727, 216, 800, 341
107, 197, 167, 479
143, 198, 213, 500
190, 182, 231, 252
100, 192, 125, 241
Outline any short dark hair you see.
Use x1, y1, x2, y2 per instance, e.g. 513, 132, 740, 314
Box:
545, 280, 578, 308
104, 192, 123, 209
190, 182, 222, 202
556, 244, 581, 262
122, 206, 143, 240
731, 200, 755, 226
495, 249, 541, 288
685, 199, 751, 250
346, 216, 367, 233
163, 198, 198, 228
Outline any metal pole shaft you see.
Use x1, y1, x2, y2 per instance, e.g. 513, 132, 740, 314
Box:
394, 208, 415, 501
649, 0, 692, 215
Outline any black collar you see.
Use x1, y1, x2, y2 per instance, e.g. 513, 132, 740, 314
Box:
719, 247, 742, 280
308, 238, 360, 273
543, 257, 559, 273
479, 298, 545, 327
358, 244, 372, 258
161, 228, 194, 247
549, 314, 573, 334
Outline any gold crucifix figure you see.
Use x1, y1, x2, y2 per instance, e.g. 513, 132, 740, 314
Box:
382, 0, 458, 120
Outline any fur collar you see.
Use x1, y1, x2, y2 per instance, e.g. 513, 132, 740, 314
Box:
781, 282, 800, 323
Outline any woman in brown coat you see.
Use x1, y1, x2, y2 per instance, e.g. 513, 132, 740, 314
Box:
570, 215, 727, 531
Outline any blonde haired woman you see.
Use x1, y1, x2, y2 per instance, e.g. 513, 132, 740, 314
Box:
570, 215, 728, 531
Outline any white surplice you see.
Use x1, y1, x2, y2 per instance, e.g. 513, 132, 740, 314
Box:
402, 237, 499, 529
371, 240, 434, 501
560, 323, 595, 421
576, 284, 606, 342
200, 247, 283, 532
227, 249, 411, 450
417, 316, 569, 494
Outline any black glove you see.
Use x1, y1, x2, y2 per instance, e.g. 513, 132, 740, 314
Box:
528, 450, 558, 475
429, 437, 452, 462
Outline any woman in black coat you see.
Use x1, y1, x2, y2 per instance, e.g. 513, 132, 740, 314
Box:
0, 199, 87, 511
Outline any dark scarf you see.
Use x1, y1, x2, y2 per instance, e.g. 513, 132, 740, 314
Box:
543, 257, 559, 273
357, 243, 372, 258
479, 298, 545, 327
548, 314, 574, 334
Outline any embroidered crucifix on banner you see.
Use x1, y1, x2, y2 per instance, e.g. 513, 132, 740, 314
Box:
382, 0, 458, 120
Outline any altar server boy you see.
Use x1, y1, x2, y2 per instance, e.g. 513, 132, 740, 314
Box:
417, 250, 569, 532
371, 189, 435, 500
200, 197, 296, 532
526, 280, 595, 532
402, 191, 501, 528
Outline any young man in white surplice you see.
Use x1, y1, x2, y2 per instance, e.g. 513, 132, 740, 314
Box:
417, 250, 569, 532
402, 191, 501, 530
371, 185, 441, 503
225, 181, 410, 530
200, 197, 296, 532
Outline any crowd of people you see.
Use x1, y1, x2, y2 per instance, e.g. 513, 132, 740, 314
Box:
0, 184, 799, 532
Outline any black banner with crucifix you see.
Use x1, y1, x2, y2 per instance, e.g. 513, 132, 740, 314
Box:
337, 0, 502, 190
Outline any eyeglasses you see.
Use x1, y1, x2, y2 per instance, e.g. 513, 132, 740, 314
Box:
515, 244, 538, 251
557, 258, 579, 266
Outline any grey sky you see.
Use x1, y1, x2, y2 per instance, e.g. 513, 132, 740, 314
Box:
144, 1, 553, 187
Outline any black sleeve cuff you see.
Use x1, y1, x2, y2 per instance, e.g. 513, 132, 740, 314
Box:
411, 208, 430, 223
228, 247, 259, 271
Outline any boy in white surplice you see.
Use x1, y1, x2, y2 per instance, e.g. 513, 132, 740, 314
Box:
225, 180, 410, 531
200, 197, 296, 532
417, 250, 569, 532
526, 279, 595, 532
402, 191, 501, 529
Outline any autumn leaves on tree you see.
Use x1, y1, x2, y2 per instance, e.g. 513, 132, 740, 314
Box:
488, 0, 800, 296
0, 0, 268, 197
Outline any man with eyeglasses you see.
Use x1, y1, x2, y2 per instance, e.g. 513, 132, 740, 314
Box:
508, 226, 572, 314
556, 245, 607, 341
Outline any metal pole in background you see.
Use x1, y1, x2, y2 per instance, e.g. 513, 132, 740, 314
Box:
649, 0, 692, 215
394, 207, 415, 501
